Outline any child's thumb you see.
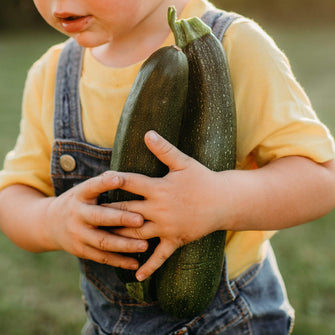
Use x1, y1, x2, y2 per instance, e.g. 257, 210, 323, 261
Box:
144, 130, 190, 171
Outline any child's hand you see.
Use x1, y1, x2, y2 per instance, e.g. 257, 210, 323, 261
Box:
109, 131, 228, 281
45, 172, 148, 270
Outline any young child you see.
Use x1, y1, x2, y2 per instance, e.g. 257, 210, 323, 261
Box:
1, 0, 335, 334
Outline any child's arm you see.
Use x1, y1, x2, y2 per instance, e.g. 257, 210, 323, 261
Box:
111, 131, 335, 281
0, 172, 148, 270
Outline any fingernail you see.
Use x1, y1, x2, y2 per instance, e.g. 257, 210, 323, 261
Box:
136, 273, 145, 282
138, 241, 148, 251
132, 215, 143, 227
129, 262, 139, 270
147, 131, 159, 142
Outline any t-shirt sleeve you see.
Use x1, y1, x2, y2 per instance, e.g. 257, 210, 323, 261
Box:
223, 18, 335, 168
0, 46, 60, 196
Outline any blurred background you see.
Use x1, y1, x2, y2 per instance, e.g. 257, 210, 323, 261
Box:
0, 1, 334, 334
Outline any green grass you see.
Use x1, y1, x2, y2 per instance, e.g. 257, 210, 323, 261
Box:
0, 23, 335, 334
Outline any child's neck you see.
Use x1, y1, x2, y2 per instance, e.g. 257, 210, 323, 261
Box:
91, 0, 189, 68
91, 26, 171, 68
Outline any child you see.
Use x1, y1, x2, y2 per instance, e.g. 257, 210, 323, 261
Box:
1, 0, 335, 333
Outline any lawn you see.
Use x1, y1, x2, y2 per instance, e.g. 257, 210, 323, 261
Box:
0, 22, 335, 334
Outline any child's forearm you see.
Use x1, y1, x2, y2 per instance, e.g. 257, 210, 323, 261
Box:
0, 184, 56, 252
219, 156, 335, 231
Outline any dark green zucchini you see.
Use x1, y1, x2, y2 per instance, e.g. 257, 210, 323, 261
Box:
109, 45, 189, 302
155, 7, 236, 318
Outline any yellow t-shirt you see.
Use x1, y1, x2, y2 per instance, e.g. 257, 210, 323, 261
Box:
1, 0, 334, 279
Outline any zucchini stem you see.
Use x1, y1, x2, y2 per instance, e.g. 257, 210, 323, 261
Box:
168, 6, 187, 48
168, 6, 212, 49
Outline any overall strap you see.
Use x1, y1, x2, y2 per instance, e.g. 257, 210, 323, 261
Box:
201, 9, 241, 41
54, 38, 85, 141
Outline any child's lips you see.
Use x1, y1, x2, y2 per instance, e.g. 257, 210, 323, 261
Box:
56, 13, 92, 33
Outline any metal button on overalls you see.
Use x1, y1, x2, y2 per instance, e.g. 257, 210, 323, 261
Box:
59, 154, 76, 172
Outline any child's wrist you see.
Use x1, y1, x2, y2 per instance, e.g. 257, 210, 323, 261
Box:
41, 196, 63, 252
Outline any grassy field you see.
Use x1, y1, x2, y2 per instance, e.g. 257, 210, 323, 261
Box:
0, 22, 335, 334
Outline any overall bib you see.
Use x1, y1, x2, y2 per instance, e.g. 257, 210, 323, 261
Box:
51, 10, 294, 335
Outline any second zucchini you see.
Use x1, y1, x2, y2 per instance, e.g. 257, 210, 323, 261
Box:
155, 7, 237, 318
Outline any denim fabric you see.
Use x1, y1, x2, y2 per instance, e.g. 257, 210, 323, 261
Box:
51, 9, 294, 335
81, 243, 294, 335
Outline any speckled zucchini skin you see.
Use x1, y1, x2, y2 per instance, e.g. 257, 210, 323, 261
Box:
155, 7, 236, 318
109, 45, 189, 302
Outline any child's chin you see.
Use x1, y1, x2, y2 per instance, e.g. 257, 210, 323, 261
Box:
72, 33, 109, 49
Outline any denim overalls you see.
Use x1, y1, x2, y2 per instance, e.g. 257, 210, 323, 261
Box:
51, 10, 295, 335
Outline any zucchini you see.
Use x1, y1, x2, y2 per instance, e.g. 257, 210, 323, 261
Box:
155, 7, 236, 318
109, 45, 189, 302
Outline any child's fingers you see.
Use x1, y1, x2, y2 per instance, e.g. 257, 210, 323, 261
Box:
108, 172, 157, 201
78, 171, 125, 201
104, 200, 149, 222
112, 221, 158, 240
135, 240, 177, 281
144, 130, 192, 171
82, 228, 148, 255
81, 202, 144, 228
79, 244, 141, 270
